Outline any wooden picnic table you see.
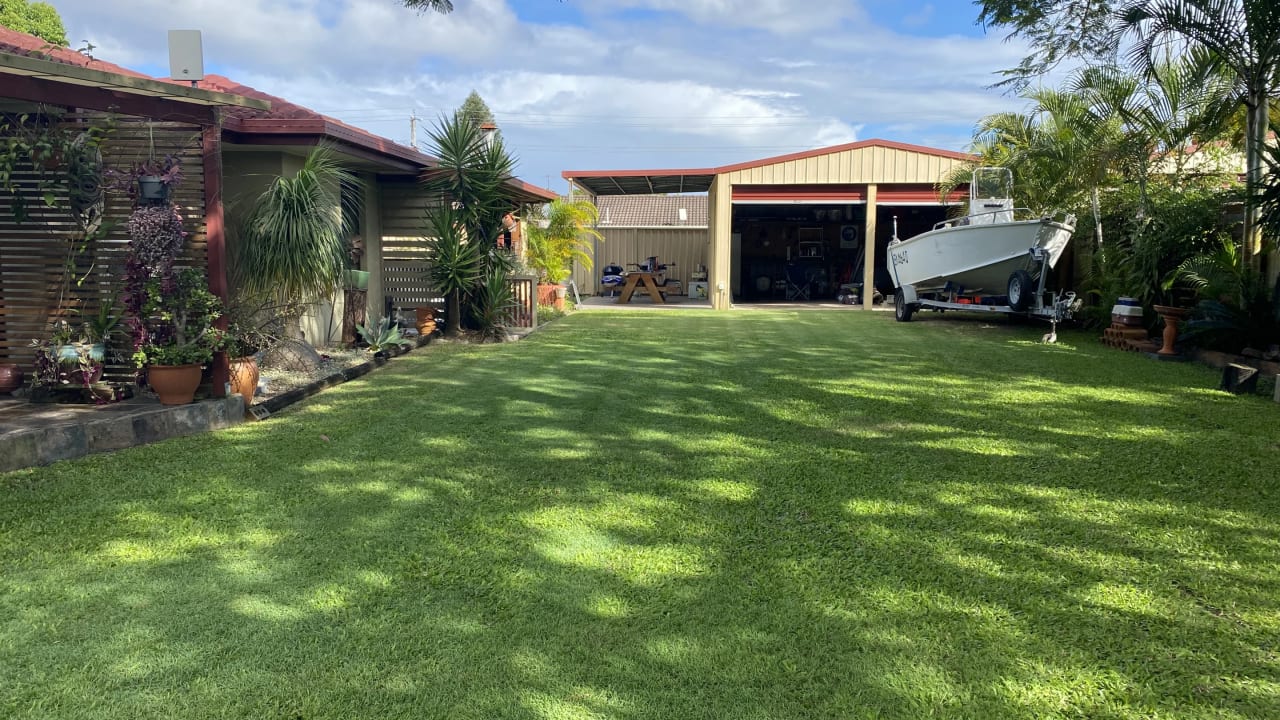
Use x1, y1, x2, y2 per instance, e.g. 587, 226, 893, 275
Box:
615, 272, 666, 304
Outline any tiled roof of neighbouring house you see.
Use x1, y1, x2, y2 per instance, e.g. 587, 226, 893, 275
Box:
594, 195, 708, 227
0, 26, 153, 78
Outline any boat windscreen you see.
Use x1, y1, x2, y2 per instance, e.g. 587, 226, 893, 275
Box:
971, 168, 1013, 200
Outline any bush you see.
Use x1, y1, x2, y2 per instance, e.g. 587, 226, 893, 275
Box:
537, 303, 566, 325
1080, 179, 1235, 327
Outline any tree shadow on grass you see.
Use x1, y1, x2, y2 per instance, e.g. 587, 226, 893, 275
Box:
1, 311, 1278, 719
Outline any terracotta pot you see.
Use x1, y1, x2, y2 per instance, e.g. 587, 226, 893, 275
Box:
537, 283, 565, 311
0, 363, 23, 394
229, 356, 260, 401
1152, 305, 1191, 356
148, 363, 202, 405
415, 307, 437, 336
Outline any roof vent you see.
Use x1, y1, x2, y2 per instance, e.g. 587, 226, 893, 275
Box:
167, 30, 205, 85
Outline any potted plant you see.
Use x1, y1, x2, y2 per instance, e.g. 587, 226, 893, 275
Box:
345, 268, 370, 290
125, 203, 186, 273
224, 315, 272, 401
27, 318, 108, 402
133, 155, 182, 203
133, 268, 225, 405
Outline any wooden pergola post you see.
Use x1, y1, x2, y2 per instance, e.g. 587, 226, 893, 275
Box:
203, 120, 229, 398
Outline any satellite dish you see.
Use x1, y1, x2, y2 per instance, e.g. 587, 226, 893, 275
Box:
167, 30, 205, 83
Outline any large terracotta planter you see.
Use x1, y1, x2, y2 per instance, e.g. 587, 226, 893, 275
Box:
148, 363, 202, 405
1152, 305, 1190, 356
229, 356, 260, 401
0, 363, 22, 394
537, 283, 565, 311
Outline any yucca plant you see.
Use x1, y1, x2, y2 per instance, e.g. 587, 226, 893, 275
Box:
470, 260, 517, 342
421, 110, 521, 338
235, 145, 361, 340
424, 204, 483, 338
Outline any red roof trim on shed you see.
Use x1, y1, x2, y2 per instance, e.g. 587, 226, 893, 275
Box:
876, 185, 967, 204
732, 185, 868, 202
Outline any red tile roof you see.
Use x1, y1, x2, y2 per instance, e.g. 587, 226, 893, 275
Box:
596, 195, 708, 227
0, 26, 555, 201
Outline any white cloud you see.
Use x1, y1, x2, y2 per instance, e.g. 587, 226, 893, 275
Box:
49, 0, 1032, 189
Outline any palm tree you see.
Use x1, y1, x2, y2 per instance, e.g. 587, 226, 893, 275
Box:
525, 199, 604, 285
942, 86, 1117, 245
401, 0, 454, 12
1117, 0, 1280, 261
235, 146, 361, 341
1071, 60, 1235, 215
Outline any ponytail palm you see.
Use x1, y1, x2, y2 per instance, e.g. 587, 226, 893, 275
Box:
236, 147, 360, 305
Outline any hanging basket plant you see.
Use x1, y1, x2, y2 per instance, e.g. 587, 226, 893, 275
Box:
125, 203, 187, 273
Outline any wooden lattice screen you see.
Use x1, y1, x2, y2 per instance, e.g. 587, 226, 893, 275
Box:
0, 111, 207, 379
382, 242, 536, 331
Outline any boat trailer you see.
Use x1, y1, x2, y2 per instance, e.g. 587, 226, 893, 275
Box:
893, 247, 1081, 342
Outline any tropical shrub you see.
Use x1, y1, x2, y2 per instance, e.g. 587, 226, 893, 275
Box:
421, 110, 521, 338
1080, 179, 1235, 326
470, 258, 517, 341
1172, 239, 1280, 352
525, 199, 603, 284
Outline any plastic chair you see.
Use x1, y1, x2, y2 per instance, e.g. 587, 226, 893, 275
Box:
785, 264, 810, 301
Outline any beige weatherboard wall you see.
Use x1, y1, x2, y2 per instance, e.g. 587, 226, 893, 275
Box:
716, 141, 971, 310
565, 139, 974, 310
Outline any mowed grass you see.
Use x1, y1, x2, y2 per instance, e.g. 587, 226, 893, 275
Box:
2, 309, 1278, 719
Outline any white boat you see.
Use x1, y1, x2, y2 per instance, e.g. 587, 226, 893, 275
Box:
887, 168, 1078, 327
888, 168, 1075, 296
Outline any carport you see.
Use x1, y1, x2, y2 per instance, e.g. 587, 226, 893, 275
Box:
565, 140, 972, 310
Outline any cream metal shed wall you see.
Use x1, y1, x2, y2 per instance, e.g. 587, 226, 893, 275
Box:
573, 227, 709, 295
723, 144, 969, 186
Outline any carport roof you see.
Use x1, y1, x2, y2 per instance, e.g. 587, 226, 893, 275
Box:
563, 139, 975, 196
563, 168, 717, 196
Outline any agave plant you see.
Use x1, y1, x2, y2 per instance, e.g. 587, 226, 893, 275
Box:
356, 317, 412, 354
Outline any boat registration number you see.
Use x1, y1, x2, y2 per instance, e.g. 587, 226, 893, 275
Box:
891, 249, 909, 266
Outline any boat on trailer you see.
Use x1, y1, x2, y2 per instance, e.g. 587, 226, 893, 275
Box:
886, 167, 1080, 340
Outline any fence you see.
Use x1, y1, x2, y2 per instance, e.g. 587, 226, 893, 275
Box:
381, 239, 535, 332
508, 274, 536, 330
0, 113, 207, 378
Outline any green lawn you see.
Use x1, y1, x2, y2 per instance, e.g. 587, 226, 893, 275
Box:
2, 310, 1278, 719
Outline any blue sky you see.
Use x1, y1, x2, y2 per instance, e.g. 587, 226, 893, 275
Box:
50, 0, 1035, 192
